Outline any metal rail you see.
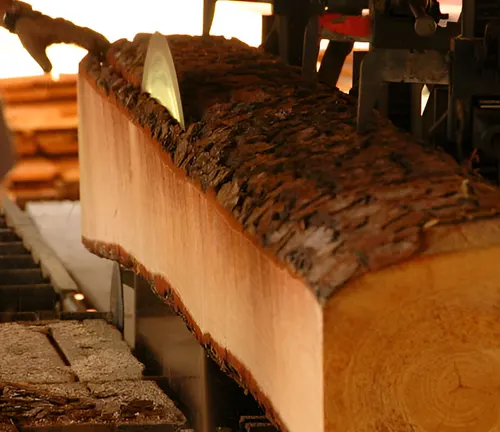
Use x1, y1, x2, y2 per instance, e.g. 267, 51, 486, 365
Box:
0, 196, 88, 313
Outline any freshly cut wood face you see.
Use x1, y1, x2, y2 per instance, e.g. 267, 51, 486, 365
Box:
78, 34, 500, 432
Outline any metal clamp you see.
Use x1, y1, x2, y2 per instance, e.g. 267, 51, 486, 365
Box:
356, 48, 449, 132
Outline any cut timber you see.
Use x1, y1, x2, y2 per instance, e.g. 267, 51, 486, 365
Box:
5, 158, 80, 206
4, 100, 78, 132
78, 34, 500, 432
12, 133, 37, 157
0, 75, 80, 205
7, 158, 58, 185
0, 74, 77, 105
36, 130, 79, 155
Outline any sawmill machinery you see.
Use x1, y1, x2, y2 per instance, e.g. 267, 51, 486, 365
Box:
205, 0, 500, 182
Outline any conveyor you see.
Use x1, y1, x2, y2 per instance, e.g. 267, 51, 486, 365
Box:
0, 196, 278, 431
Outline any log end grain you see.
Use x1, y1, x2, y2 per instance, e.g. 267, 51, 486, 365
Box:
324, 241, 500, 431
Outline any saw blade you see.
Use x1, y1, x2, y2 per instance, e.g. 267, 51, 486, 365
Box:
142, 32, 185, 130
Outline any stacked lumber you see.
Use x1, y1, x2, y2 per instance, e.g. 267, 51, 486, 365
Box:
78, 34, 500, 432
0, 75, 80, 208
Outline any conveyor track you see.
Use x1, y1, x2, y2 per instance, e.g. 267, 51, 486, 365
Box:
0, 215, 58, 313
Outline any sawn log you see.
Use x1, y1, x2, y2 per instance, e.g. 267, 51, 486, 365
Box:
78, 34, 500, 432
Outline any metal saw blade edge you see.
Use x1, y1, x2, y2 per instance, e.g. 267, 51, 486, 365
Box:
142, 32, 185, 130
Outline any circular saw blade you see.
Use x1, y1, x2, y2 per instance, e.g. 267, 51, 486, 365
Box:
142, 32, 185, 130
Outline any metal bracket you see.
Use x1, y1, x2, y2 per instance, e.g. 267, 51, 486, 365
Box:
302, 14, 321, 83
357, 48, 449, 132
110, 261, 125, 331
203, 0, 217, 36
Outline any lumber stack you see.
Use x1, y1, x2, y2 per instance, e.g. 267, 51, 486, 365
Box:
0, 75, 80, 208
78, 34, 500, 432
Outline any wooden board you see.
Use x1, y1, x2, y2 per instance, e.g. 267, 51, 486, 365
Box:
78, 34, 500, 432
7, 158, 59, 184
0, 75, 80, 205
4, 100, 78, 132
0, 74, 77, 105
37, 130, 79, 155
5, 157, 80, 207
12, 133, 38, 157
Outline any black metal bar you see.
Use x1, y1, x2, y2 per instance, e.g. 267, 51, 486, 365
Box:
318, 41, 354, 89
203, 0, 217, 36
302, 14, 321, 83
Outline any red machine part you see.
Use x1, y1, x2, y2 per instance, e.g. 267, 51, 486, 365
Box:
319, 13, 372, 39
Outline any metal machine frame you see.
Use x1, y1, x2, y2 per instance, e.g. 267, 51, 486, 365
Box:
111, 266, 273, 432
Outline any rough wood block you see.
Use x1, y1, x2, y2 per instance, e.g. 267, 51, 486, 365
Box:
55, 159, 80, 183
7, 158, 59, 184
78, 34, 500, 432
4, 101, 78, 133
0, 323, 73, 384
0, 381, 186, 430
48, 320, 144, 382
37, 130, 78, 156
7, 189, 61, 209
12, 133, 37, 157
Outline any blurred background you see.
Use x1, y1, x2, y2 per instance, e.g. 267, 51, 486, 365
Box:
0, 0, 461, 207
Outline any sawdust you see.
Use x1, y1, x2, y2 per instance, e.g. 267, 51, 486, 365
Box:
48, 319, 144, 382
0, 323, 73, 384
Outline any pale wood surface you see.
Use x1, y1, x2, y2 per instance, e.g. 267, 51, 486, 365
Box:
79, 77, 324, 432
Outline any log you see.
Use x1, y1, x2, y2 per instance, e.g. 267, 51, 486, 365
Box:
78, 34, 500, 432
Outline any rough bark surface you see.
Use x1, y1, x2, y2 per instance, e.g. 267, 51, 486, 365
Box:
82, 33, 500, 301
0, 381, 184, 429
